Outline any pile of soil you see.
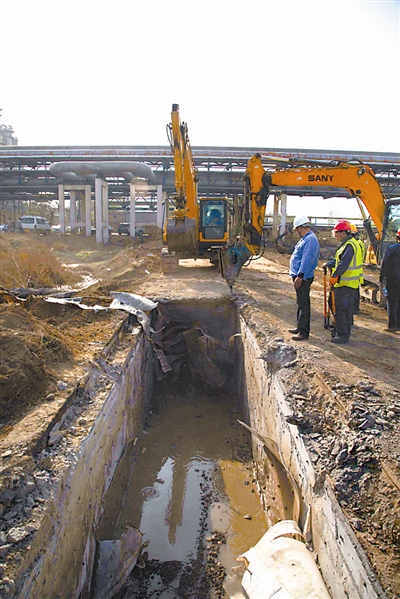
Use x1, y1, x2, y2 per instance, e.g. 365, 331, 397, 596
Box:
0, 304, 74, 424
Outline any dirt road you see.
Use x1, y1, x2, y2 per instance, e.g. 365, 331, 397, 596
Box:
0, 231, 399, 597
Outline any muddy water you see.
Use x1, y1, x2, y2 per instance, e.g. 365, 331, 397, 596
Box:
112, 388, 267, 598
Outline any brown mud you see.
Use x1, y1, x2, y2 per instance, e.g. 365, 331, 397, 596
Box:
103, 384, 265, 599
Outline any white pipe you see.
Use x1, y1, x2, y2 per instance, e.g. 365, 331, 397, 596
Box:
49, 161, 156, 183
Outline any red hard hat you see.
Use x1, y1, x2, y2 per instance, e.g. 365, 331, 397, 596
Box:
333, 220, 351, 232
397, 228, 400, 238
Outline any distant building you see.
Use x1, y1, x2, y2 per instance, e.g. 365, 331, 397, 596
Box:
0, 123, 18, 146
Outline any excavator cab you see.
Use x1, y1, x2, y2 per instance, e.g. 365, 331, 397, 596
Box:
198, 199, 229, 250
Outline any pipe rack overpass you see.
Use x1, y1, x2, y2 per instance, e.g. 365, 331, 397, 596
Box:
0, 146, 399, 211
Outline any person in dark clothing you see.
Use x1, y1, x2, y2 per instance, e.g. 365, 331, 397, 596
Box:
288, 215, 320, 341
328, 220, 363, 344
206, 208, 223, 226
379, 228, 400, 332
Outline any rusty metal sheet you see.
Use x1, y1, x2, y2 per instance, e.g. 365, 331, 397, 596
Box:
91, 527, 143, 599
194, 329, 234, 366
183, 329, 229, 389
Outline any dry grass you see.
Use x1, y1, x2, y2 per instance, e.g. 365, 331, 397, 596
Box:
0, 233, 78, 289
0, 228, 162, 291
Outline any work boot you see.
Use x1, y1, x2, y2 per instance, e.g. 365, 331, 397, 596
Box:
384, 327, 397, 333
331, 335, 349, 344
288, 328, 298, 334
291, 333, 308, 341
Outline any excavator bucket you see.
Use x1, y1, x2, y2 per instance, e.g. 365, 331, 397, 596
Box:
219, 241, 253, 289
166, 217, 197, 254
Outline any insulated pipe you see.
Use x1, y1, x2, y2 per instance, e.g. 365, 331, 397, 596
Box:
55, 172, 87, 182
49, 161, 156, 183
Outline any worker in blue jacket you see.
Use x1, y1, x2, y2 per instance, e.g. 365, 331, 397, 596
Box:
288, 216, 320, 341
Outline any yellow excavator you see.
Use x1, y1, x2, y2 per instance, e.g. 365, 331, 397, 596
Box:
220, 153, 400, 296
162, 104, 230, 268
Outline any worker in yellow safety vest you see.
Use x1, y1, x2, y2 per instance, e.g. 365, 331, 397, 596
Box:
349, 222, 365, 314
329, 220, 364, 344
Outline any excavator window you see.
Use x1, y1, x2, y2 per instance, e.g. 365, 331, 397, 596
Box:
200, 200, 227, 239
206, 208, 223, 226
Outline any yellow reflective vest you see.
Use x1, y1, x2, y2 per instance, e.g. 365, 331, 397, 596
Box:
334, 237, 364, 289
354, 237, 365, 285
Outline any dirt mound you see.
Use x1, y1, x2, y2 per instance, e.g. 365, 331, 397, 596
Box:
0, 232, 144, 431
0, 234, 79, 290
0, 304, 74, 425
83, 240, 163, 295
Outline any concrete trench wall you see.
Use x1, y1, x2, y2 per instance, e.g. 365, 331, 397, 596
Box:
238, 315, 385, 599
16, 328, 154, 599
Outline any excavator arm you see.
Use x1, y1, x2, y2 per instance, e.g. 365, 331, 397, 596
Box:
220, 153, 386, 289
165, 104, 199, 253
168, 103, 198, 218
218, 154, 270, 289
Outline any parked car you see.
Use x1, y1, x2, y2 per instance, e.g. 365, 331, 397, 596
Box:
19, 215, 51, 234
51, 225, 72, 233
117, 223, 147, 237
91, 225, 114, 235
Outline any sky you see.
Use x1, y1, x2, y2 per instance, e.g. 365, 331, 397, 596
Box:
0, 0, 399, 218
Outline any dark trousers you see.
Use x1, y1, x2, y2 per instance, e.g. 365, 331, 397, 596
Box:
334, 286, 357, 340
295, 278, 313, 337
386, 281, 400, 330
354, 286, 360, 313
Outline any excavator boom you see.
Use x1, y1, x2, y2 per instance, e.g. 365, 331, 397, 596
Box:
267, 161, 385, 235
169, 104, 197, 217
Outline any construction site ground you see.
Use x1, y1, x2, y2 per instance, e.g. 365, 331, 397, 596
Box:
0, 230, 399, 598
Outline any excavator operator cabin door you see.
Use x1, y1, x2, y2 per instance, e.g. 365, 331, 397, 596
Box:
199, 199, 228, 243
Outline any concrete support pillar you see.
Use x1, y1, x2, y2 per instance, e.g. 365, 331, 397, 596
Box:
85, 185, 92, 237
58, 185, 65, 234
95, 178, 102, 243
156, 185, 164, 229
102, 181, 109, 244
130, 183, 136, 238
95, 178, 108, 243
273, 196, 280, 238
279, 193, 287, 236
70, 190, 77, 233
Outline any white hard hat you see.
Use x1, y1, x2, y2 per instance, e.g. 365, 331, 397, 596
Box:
293, 215, 310, 229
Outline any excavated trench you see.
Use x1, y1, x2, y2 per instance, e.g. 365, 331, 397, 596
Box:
11, 298, 385, 599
